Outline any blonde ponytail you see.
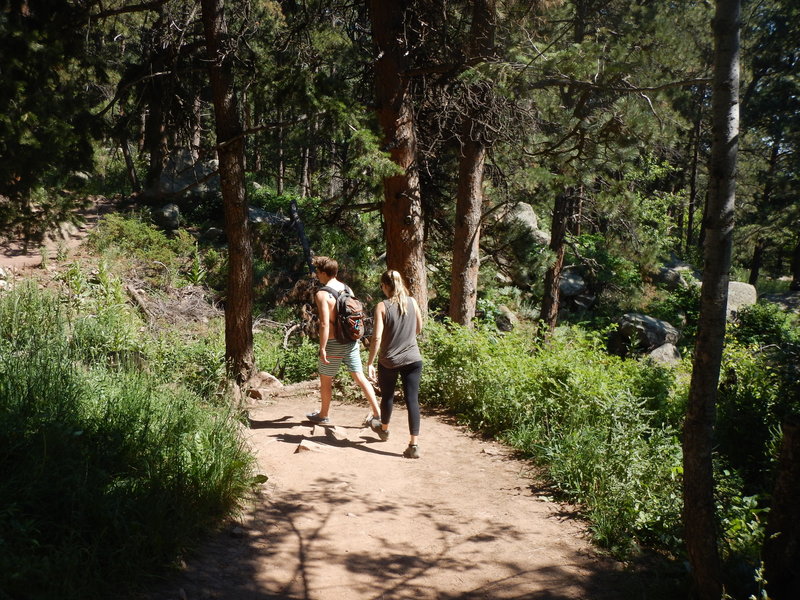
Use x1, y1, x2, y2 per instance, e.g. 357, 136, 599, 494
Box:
381, 270, 409, 315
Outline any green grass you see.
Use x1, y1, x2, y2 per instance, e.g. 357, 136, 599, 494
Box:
0, 284, 254, 599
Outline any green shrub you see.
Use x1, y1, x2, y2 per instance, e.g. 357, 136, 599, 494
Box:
87, 212, 195, 272
732, 301, 799, 347
0, 286, 254, 600
420, 321, 685, 554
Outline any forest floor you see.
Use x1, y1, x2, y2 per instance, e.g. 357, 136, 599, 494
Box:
0, 207, 684, 600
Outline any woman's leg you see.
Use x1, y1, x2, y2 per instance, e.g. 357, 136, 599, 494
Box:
399, 361, 423, 440
376, 363, 398, 426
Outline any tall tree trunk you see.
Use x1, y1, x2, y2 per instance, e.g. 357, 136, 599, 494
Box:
449, 0, 496, 326
763, 416, 800, 600
682, 2, 739, 599
143, 86, 167, 190
200, 0, 254, 384
540, 190, 572, 332
368, 0, 428, 314
686, 104, 703, 254
120, 137, 141, 194
277, 104, 285, 195
749, 237, 765, 286
790, 237, 800, 291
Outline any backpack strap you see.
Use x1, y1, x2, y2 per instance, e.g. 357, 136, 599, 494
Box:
319, 285, 340, 298
319, 285, 353, 297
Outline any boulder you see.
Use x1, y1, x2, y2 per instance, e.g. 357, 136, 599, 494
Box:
616, 313, 680, 352
653, 266, 689, 290
248, 206, 291, 226
647, 343, 682, 366
504, 203, 551, 247
559, 268, 587, 299
201, 226, 225, 243
154, 148, 219, 198
153, 203, 181, 230
727, 281, 757, 319
495, 304, 519, 332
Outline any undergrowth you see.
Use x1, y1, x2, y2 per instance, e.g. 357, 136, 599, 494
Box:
0, 283, 254, 600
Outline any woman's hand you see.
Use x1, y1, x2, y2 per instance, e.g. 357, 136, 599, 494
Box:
368, 364, 376, 381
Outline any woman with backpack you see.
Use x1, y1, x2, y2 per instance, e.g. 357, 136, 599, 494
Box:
366, 269, 424, 459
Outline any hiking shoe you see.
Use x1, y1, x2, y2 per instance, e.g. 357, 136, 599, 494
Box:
306, 412, 330, 424
403, 444, 420, 459
370, 419, 389, 441
363, 414, 381, 428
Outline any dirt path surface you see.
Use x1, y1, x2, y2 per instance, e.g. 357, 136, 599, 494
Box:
139, 381, 656, 600
0, 196, 116, 272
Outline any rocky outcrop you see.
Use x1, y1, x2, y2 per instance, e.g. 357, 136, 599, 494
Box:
647, 343, 682, 366
727, 281, 757, 319
611, 313, 680, 355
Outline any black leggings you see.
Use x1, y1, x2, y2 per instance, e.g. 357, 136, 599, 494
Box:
377, 360, 423, 436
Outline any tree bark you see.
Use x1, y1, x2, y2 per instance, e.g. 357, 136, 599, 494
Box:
449, 0, 496, 326
686, 102, 703, 254
790, 237, 800, 291
748, 237, 764, 286
763, 416, 800, 600
200, 0, 254, 384
682, 2, 739, 599
540, 190, 572, 332
367, 0, 428, 315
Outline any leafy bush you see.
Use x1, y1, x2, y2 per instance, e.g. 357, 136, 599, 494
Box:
732, 301, 799, 347
87, 212, 197, 289
420, 321, 685, 554
0, 285, 254, 600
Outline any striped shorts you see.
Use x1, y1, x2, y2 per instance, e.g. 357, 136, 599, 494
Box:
318, 339, 363, 377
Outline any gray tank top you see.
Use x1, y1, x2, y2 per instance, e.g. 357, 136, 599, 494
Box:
379, 297, 422, 368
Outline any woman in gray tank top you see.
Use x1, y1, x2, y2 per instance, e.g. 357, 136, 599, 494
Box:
366, 270, 423, 458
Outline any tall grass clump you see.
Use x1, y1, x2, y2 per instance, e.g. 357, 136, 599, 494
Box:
420, 321, 685, 554
0, 285, 254, 599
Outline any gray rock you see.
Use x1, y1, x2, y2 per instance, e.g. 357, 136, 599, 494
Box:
248, 206, 290, 226
495, 304, 519, 332
155, 148, 219, 198
201, 227, 225, 243
617, 313, 680, 352
505, 203, 551, 246
647, 343, 682, 366
727, 282, 757, 319
153, 203, 181, 230
654, 266, 689, 290
559, 269, 587, 298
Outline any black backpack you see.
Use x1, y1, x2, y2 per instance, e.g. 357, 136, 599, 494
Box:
320, 285, 365, 343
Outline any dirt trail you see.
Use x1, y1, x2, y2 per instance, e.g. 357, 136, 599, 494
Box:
139, 380, 661, 600
0, 196, 115, 272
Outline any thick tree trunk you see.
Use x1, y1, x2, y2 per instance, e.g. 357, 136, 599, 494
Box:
120, 137, 141, 194
449, 0, 496, 326
763, 416, 800, 600
449, 136, 485, 325
540, 190, 572, 332
143, 88, 167, 190
200, 0, 254, 384
790, 238, 800, 291
748, 237, 764, 286
687, 106, 703, 254
682, 2, 739, 599
368, 0, 428, 315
